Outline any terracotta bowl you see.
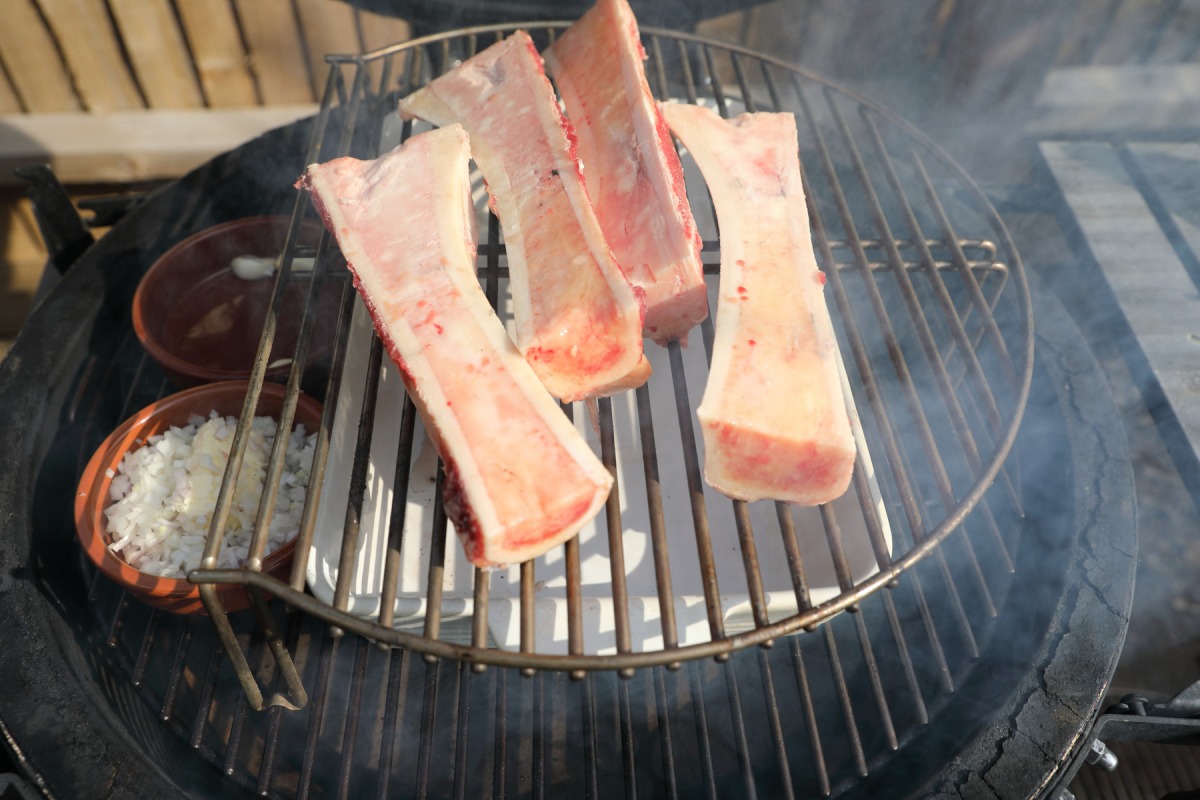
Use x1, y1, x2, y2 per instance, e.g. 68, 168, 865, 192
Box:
74, 381, 323, 614
132, 216, 340, 388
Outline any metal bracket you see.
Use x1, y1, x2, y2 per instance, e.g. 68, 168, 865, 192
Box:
198, 583, 308, 712
76, 194, 145, 228
14, 165, 93, 276
1109, 681, 1200, 720
1052, 679, 1200, 799
1085, 684, 1200, 747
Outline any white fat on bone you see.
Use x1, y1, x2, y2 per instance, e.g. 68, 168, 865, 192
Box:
661, 102, 855, 506
544, 0, 707, 345
299, 124, 612, 568
398, 30, 649, 402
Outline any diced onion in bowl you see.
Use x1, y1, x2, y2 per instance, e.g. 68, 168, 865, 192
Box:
103, 411, 316, 578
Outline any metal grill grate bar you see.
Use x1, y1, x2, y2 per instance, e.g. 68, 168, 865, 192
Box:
423, 468, 451, 649
519, 559, 535, 669
880, 589, 930, 724
580, 673, 598, 799
289, 275, 357, 592
730, 51, 758, 113
105, 591, 129, 647
723, 661, 759, 800
161, 619, 193, 723
415, 658, 441, 797
758, 649, 797, 800
336, 637, 371, 799
255, 611, 305, 789
257, 693, 286, 794
472, 567, 491, 659
333, 337, 384, 619
702, 45, 729, 117
687, 662, 720, 800
820, 504, 857, 596
378, 396, 418, 628
564, 517, 585, 673
654, 667, 680, 799
374, 649, 408, 800
777, 503, 814, 611
788, 638, 831, 797
852, 460, 894, 574
668, 340, 725, 643
296, 635, 338, 800
619, 678, 638, 799
824, 625, 868, 777
533, 672, 547, 799
222, 628, 267, 773
600, 397, 635, 666
452, 665, 475, 800
635, 383, 680, 654
493, 662, 509, 799
903, 570, 956, 693
733, 501, 771, 632
189, 639, 224, 749
852, 610, 899, 750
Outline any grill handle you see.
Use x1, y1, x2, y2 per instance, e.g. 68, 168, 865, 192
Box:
15, 164, 93, 277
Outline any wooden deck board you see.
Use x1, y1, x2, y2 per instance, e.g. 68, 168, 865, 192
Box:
175, 0, 259, 107
0, 0, 79, 112
296, 0, 362, 99
1140, 0, 1200, 63
0, 191, 44, 338
1042, 139, 1200, 469
234, 0, 316, 105
355, 8, 412, 92
35, 0, 144, 112
0, 61, 22, 115
0, 106, 318, 185
109, 0, 204, 109
1089, 0, 1177, 64
1029, 64, 1200, 136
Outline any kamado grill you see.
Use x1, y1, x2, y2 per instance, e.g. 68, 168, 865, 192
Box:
0, 22, 1138, 800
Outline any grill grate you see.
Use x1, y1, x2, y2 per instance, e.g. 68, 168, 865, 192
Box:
184, 23, 1034, 698
154, 21, 1041, 705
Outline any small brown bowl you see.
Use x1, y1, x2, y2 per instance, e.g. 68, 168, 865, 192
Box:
132, 216, 341, 388
74, 381, 323, 614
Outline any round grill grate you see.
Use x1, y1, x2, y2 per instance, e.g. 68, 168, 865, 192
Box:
189, 23, 1034, 680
